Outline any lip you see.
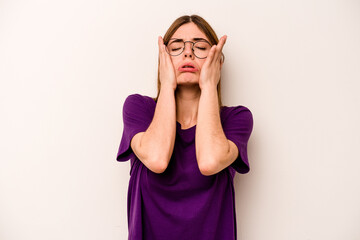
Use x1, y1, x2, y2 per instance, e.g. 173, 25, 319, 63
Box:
178, 62, 198, 72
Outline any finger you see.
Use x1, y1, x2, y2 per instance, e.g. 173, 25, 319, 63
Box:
159, 36, 171, 60
214, 35, 227, 62
205, 45, 215, 65
161, 40, 173, 65
158, 36, 162, 52
158, 36, 166, 53
158, 37, 167, 67
206, 45, 217, 64
218, 35, 227, 50
213, 35, 226, 61
220, 53, 225, 64
158, 37, 175, 69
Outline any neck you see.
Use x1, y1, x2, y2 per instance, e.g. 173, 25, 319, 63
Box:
175, 84, 200, 128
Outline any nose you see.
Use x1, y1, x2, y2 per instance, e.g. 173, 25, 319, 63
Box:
183, 42, 194, 58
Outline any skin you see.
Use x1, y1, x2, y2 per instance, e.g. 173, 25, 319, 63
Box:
131, 22, 239, 176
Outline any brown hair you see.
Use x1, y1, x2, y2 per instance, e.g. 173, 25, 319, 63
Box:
153, 15, 224, 108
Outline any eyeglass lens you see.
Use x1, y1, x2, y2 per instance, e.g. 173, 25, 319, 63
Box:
166, 41, 211, 59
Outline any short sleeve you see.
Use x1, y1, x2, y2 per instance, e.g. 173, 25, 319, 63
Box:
222, 106, 254, 174
116, 94, 155, 162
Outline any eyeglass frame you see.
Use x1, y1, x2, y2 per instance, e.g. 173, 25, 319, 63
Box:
165, 38, 225, 62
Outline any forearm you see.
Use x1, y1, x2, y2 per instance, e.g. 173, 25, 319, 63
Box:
141, 85, 176, 166
195, 86, 230, 174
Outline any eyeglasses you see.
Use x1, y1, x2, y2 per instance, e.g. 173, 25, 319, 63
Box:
165, 39, 212, 59
165, 38, 225, 62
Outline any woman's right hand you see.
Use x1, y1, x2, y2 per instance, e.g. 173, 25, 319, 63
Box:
158, 36, 177, 91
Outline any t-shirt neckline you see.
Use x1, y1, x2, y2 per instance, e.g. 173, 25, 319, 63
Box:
176, 121, 196, 131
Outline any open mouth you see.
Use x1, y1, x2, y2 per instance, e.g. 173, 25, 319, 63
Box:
178, 63, 198, 72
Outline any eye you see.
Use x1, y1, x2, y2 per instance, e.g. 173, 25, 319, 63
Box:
195, 47, 206, 51
194, 41, 211, 51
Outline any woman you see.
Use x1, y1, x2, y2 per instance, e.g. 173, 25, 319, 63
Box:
116, 15, 253, 240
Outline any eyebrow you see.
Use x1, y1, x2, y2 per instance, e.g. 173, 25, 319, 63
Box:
169, 38, 209, 43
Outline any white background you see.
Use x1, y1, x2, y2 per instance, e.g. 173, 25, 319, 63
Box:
1, 0, 359, 239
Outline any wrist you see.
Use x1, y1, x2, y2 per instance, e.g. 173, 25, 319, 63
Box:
160, 83, 176, 92
199, 82, 218, 92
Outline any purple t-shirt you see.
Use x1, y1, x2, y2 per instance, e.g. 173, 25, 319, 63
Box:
116, 93, 253, 240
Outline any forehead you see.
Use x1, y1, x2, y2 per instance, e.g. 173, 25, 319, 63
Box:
171, 22, 209, 42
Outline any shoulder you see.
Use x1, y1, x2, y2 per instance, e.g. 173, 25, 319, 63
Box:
123, 93, 156, 109
220, 104, 254, 141
220, 104, 253, 124
123, 93, 156, 116
124, 93, 156, 105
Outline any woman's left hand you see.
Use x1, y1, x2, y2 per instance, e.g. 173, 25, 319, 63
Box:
199, 35, 227, 90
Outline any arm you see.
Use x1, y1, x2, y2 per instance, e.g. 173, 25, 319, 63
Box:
130, 36, 177, 174
196, 35, 238, 176
131, 86, 176, 174
195, 86, 239, 176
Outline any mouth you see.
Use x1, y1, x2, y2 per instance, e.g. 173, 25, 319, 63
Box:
178, 63, 198, 72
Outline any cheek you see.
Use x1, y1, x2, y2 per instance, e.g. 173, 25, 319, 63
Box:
171, 57, 179, 69
197, 61, 206, 71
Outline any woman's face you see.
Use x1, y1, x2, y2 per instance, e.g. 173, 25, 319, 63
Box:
169, 22, 210, 86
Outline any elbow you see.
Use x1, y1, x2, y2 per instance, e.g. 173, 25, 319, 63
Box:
147, 155, 170, 174
198, 157, 218, 176
151, 161, 168, 174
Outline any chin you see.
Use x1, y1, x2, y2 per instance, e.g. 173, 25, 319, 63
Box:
177, 74, 199, 85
